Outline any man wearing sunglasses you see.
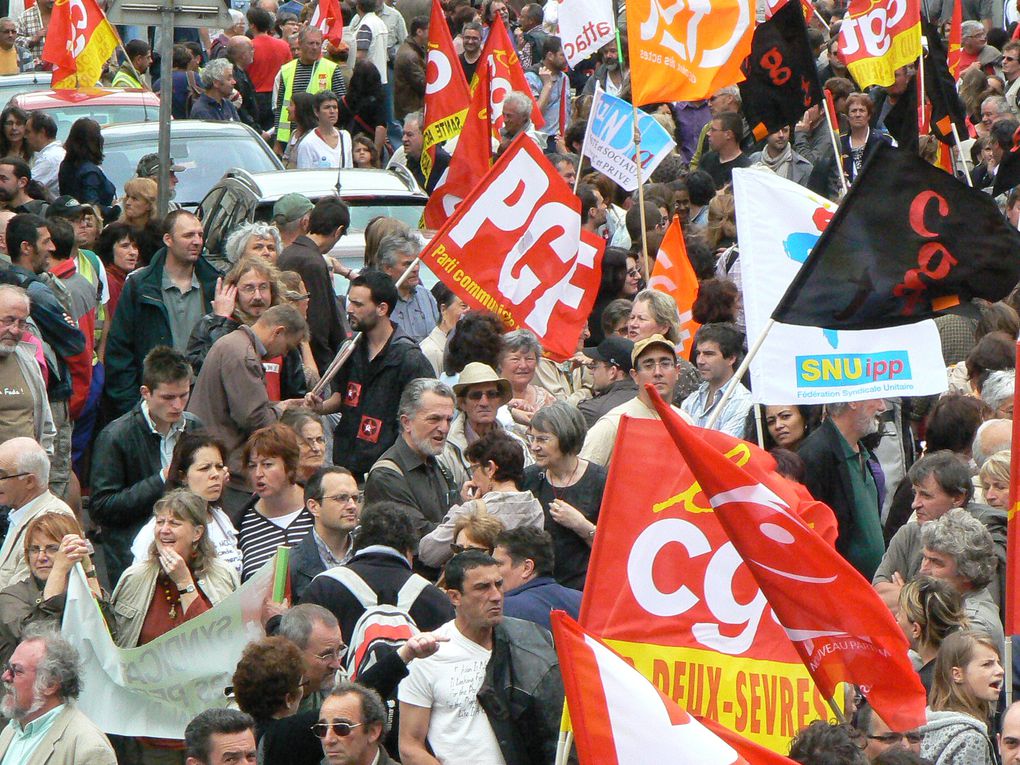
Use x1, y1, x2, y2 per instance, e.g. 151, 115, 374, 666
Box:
856, 702, 922, 760
316, 682, 395, 765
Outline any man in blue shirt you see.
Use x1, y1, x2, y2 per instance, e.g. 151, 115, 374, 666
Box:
189, 58, 241, 122
493, 526, 581, 631
680, 322, 752, 438
0, 628, 116, 764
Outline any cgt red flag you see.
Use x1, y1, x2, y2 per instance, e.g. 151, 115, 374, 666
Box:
419, 134, 604, 361
309, 0, 343, 46
421, 0, 470, 181
645, 385, 928, 733
551, 611, 800, 765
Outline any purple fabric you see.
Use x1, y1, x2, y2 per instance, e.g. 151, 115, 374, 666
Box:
672, 101, 712, 162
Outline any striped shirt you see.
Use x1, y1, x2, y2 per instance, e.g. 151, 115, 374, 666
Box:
238, 506, 315, 582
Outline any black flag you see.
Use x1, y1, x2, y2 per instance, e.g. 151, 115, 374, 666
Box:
923, 19, 968, 145
772, 142, 1020, 330
738, 0, 823, 141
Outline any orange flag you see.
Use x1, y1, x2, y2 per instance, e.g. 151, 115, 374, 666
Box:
626, 0, 754, 105
649, 215, 700, 359
421, 0, 471, 181
42, 0, 119, 88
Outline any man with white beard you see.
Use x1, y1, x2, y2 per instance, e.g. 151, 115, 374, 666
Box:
0, 285, 53, 452
798, 399, 889, 581
0, 627, 116, 764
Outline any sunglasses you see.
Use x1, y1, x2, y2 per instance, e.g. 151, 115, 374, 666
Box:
466, 389, 502, 401
311, 721, 364, 738
450, 543, 492, 555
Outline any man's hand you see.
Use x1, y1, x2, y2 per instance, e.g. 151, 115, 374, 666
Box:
212, 277, 237, 318
397, 632, 450, 663
538, 65, 554, 87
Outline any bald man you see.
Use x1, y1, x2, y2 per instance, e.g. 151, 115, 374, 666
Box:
227, 34, 260, 129
1000, 701, 1020, 764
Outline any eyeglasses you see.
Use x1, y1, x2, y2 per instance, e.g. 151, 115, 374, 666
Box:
323, 492, 362, 505
0, 472, 30, 482
302, 435, 326, 448
311, 721, 364, 738
313, 645, 348, 662
450, 543, 492, 555
0, 316, 28, 330
466, 389, 501, 401
524, 433, 554, 445
237, 283, 271, 295
869, 732, 923, 745
28, 544, 60, 557
636, 358, 677, 372
2, 662, 24, 677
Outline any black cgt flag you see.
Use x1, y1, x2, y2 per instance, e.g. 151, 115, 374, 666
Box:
772, 142, 1020, 330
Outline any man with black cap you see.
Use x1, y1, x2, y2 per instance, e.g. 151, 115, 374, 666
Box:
273, 192, 313, 249
136, 153, 185, 210
578, 336, 636, 427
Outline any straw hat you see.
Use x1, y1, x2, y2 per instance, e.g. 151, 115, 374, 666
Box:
453, 362, 513, 404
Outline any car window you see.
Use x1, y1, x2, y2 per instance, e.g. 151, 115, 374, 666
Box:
203, 188, 239, 256
345, 200, 425, 231
47, 104, 157, 140
0, 76, 48, 111
102, 133, 281, 207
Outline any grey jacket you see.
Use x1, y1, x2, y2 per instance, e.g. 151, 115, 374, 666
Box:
920, 710, 995, 765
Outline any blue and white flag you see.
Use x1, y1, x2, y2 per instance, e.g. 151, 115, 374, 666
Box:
733, 167, 948, 404
582, 82, 676, 192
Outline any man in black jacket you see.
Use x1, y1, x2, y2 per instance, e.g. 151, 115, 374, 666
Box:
90, 347, 202, 587
798, 399, 887, 581
308, 270, 435, 481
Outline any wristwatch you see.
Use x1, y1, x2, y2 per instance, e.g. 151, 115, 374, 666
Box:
177, 582, 197, 594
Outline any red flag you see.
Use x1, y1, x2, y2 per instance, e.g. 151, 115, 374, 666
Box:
1005, 342, 1020, 633
948, 0, 963, 80
418, 134, 604, 361
480, 15, 544, 132
650, 215, 700, 359
645, 386, 928, 733
552, 612, 801, 765
310, 0, 344, 46
422, 54, 494, 229
42, 0, 118, 88
764, 0, 815, 22
421, 0, 470, 181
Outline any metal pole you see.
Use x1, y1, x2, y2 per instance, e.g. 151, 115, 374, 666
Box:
156, 6, 174, 218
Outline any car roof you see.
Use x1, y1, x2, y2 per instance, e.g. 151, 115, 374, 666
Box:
12, 88, 161, 108
101, 119, 270, 140
221, 167, 427, 202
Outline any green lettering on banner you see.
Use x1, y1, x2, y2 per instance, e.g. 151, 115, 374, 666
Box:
62, 557, 276, 739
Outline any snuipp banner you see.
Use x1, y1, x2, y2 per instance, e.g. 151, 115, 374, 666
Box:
732, 168, 947, 404
581, 417, 838, 753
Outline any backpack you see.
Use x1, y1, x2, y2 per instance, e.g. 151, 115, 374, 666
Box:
321, 565, 430, 678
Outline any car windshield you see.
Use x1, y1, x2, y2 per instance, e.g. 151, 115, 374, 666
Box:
49, 104, 157, 140
104, 134, 282, 206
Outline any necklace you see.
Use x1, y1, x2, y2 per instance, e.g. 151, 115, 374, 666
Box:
547, 458, 581, 500
160, 576, 180, 620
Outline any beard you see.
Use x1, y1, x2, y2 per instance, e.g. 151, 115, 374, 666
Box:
1, 684, 43, 721
0, 342, 16, 356
410, 433, 445, 457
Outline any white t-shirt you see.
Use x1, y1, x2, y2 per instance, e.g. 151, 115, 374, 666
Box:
130, 506, 243, 574
398, 620, 506, 765
295, 128, 354, 170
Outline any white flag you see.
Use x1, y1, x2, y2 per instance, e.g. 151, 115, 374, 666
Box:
62, 558, 276, 738
555, 0, 616, 68
582, 82, 676, 192
733, 168, 948, 404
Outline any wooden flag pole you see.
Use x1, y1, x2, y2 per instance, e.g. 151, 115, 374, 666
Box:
632, 105, 651, 284
705, 318, 775, 430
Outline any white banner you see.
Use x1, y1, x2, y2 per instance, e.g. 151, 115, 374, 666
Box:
555, 0, 616, 68
62, 559, 276, 739
582, 83, 676, 192
733, 168, 948, 404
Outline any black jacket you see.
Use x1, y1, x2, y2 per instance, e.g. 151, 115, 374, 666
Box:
478, 617, 565, 765
288, 529, 326, 603
89, 402, 204, 530
331, 323, 435, 476
104, 247, 221, 417
298, 547, 454, 644
185, 312, 307, 400
839, 129, 891, 184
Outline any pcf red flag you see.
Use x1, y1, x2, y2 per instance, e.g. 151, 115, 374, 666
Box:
421, 0, 470, 180
419, 134, 604, 361
646, 386, 928, 733
551, 612, 800, 765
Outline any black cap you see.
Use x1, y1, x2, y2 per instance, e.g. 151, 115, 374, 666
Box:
582, 336, 634, 374
47, 196, 88, 220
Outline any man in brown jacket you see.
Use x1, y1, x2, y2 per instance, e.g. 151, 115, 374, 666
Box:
393, 16, 427, 122
188, 304, 308, 519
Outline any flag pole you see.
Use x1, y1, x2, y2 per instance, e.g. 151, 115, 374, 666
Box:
109, 24, 152, 91
617, 22, 651, 284
823, 89, 849, 197
705, 318, 775, 430
753, 404, 766, 448
916, 49, 926, 151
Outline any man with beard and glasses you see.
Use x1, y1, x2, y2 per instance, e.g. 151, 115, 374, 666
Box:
0, 285, 53, 451
185, 256, 307, 401
0, 627, 115, 764
799, 398, 889, 579
306, 271, 435, 483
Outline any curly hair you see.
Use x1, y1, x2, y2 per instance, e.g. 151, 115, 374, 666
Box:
231, 636, 304, 721
788, 720, 868, 765
463, 429, 526, 485
444, 311, 506, 376
920, 508, 997, 589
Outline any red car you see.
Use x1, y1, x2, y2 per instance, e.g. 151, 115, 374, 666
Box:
11, 88, 159, 140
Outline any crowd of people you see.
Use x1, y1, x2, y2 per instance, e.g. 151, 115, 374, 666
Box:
0, 0, 1017, 763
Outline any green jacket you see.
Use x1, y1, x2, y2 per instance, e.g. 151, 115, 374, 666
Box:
103, 247, 220, 417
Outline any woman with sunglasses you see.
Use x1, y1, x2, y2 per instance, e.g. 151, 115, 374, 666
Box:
419, 430, 542, 568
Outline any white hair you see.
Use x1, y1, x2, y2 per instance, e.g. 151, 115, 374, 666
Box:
199, 58, 233, 89
11, 437, 49, 485
981, 370, 1014, 414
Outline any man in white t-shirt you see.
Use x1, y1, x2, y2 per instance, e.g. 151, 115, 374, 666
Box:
397, 550, 564, 765
353, 0, 389, 84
